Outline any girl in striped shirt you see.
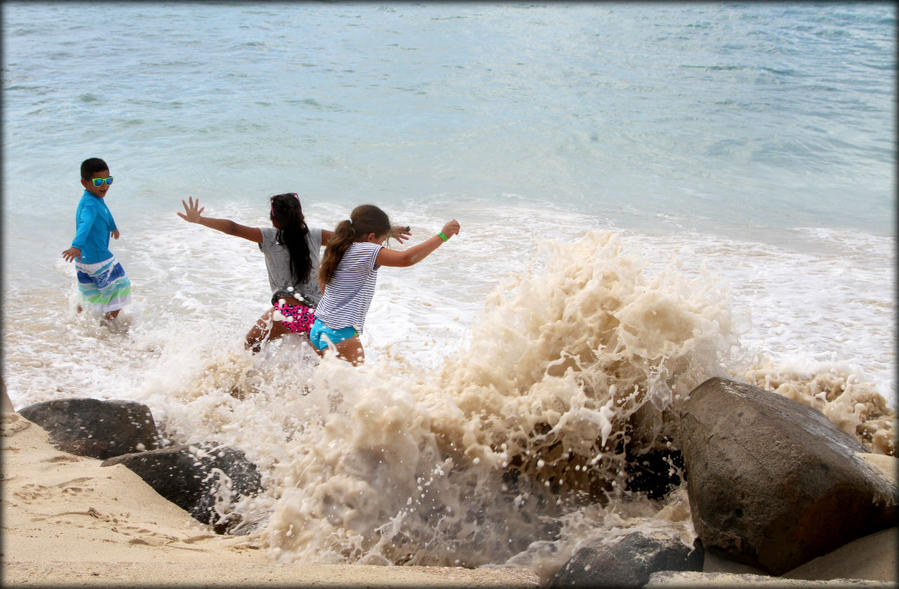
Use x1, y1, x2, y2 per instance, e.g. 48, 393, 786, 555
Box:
312, 204, 460, 365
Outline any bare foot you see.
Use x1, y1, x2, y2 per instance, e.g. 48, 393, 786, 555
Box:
100, 313, 130, 334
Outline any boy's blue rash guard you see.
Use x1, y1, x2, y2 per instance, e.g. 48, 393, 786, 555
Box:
71, 190, 119, 264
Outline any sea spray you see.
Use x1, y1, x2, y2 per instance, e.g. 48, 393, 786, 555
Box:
22, 226, 891, 571
257, 231, 738, 565
435, 231, 740, 495
739, 358, 896, 455
262, 355, 564, 565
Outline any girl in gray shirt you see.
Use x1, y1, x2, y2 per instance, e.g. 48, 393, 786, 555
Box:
178, 193, 330, 352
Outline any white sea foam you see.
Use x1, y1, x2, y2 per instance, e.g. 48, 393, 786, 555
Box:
3, 219, 893, 572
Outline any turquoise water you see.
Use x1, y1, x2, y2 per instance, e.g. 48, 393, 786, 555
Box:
4, 0, 894, 391
2, 1, 895, 569
3, 3, 894, 231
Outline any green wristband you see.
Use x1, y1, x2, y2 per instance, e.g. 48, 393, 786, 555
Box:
439, 231, 449, 242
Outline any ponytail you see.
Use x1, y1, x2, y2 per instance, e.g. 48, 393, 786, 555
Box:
318, 219, 355, 288
318, 204, 391, 287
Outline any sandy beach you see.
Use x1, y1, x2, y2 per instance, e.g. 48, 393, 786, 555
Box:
1, 408, 539, 587
4, 389, 897, 587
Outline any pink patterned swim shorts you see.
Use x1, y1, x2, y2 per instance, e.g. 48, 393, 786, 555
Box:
274, 302, 316, 334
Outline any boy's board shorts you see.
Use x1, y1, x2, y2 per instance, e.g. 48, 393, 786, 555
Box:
309, 318, 358, 351
75, 255, 131, 313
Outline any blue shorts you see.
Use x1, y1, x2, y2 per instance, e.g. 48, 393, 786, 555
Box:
309, 318, 358, 351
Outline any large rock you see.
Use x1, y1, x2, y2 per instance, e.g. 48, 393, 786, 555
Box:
625, 442, 684, 500
102, 444, 263, 533
679, 377, 897, 575
548, 532, 703, 588
19, 398, 160, 459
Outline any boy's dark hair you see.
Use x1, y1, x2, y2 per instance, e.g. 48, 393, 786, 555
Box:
81, 157, 108, 179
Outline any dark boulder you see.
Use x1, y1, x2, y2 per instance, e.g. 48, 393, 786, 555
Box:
679, 377, 897, 575
19, 398, 160, 459
625, 441, 684, 500
549, 532, 703, 588
102, 443, 263, 533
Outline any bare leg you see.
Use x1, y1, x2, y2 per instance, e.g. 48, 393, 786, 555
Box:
245, 307, 289, 353
333, 336, 365, 366
310, 337, 326, 358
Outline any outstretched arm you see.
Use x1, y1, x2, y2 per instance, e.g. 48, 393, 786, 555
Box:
376, 220, 459, 268
178, 196, 262, 243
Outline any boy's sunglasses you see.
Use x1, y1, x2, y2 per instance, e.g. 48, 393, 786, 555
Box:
89, 177, 114, 187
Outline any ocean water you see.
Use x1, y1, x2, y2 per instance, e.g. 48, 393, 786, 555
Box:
2, 1, 895, 576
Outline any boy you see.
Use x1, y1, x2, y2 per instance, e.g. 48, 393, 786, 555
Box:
61, 157, 131, 321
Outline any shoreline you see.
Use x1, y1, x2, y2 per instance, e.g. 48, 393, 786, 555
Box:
3, 401, 896, 587
1, 410, 540, 587
3, 562, 540, 588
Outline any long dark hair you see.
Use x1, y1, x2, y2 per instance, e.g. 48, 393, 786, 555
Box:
318, 204, 391, 287
270, 193, 313, 284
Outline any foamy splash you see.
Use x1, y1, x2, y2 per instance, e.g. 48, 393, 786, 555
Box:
738, 358, 895, 455
233, 231, 738, 566
249, 231, 893, 569
433, 232, 739, 487
11, 229, 890, 574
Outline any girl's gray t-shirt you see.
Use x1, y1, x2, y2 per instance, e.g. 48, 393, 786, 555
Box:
258, 226, 323, 306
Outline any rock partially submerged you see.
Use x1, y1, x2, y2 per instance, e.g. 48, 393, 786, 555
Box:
679, 377, 897, 575
19, 398, 160, 459
548, 532, 703, 588
102, 444, 263, 534
16, 397, 262, 534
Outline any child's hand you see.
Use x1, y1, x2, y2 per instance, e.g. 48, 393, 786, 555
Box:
441, 219, 460, 239
111, 230, 120, 240
390, 225, 412, 244
61, 247, 81, 263
177, 196, 205, 223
